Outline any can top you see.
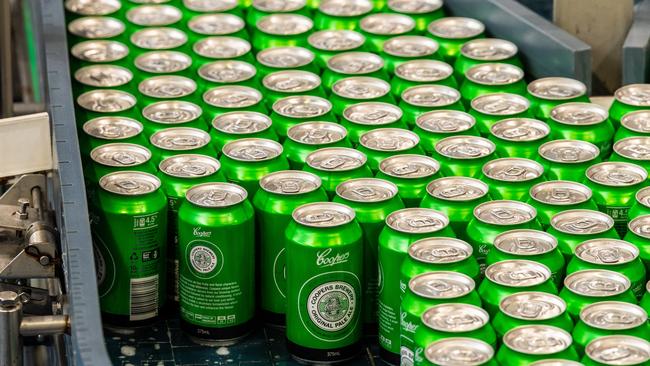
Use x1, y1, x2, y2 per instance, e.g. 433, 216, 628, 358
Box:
212, 111, 272, 135
253, 0, 306, 12
575, 239, 639, 265
188, 13, 245, 36
385, 208, 449, 233
564, 269, 631, 297
71, 40, 129, 63
494, 229, 558, 256
257, 47, 315, 69
150, 127, 211, 151
343, 102, 403, 125
402, 85, 461, 108
193, 36, 251, 59
288, 121, 347, 145
417, 110, 476, 134
551, 209, 614, 235
409, 271, 475, 299
636, 186, 650, 209
332, 76, 391, 100
130, 27, 187, 50
318, 0, 373, 17
388, 0, 443, 14
408, 237, 473, 264
68, 16, 125, 39
139, 75, 197, 99
135, 51, 192, 74
586, 335, 650, 365
586, 162, 647, 187
460, 38, 518, 61
83, 117, 143, 141
382, 35, 439, 57
482, 158, 544, 182
622, 110, 650, 133
74, 64, 132, 88
538, 139, 600, 164
395, 59, 453, 82
580, 301, 647, 331
65, 0, 121, 16
257, 14, 313, 36
359, 13, 415, 35
90, 143, 152, 167
259, 170, 322, 195
529, 180, 592, 206
421, 304, 488, 332
503, 325, 572, 355
490, 118, 549, 142
424, 338, 494, 366
615, 84, 650, 107
126, 5, 182, 26
335, 178, 398, 202
159, 154, 221, 178
273, 96, 332, 118
183, 0, 239, 12
426, 176, 489, 201
305, 147, 366, 171
466, 63, 524, 86
99, 171, 161, 196
198, 60, 256, 83
527, 77, 587, 101
131, 0, 173, 3
629, 215, 650, 239
143, 101, 202, 124
471, 93, 530, 116
223, 138, 283, 162
435, 135, 495, 159
474, 200, 536, 226
485, 259, 551, 287
550, 102, 608, 126
203, 85, 262, 108
186, 182, 247, 207
428, 17, 485, 39
327, 52, 384, 75
292, 202, 355, 227
378, 154, 440, 179
529, 361, 584, 366
263, 70, 321, 94
359, 128, 419, 152
307, 30, 366, 52
77, 89, 136, 112
499, 292, 566, 321
614, 136, 650, 161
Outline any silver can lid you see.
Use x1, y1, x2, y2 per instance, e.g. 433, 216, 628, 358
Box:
395, 59, 453, 83
257, 46, 314, 69
273, 96, 332, 118
551, 209, 614, 235
257, 14, 313, 36
424, 338, 494, 366
529, 180, 592, 206
485, 260, 551, 287
422, 304, 489, 332
615, 84, 650, 107
253, 0, 305, 11
564, 269, 631, 297
416, 110, 476, 134
130, 0, 173, 3
538, 139, 600, 163
385, 208, 449, 234
150, 127, 211, 151
466, 63, 524, 86
471, 93, 530, 116
409, 271, 475, 299
193, 36, 250, 59
359, 128, 419, 152
636, 187, 650, 209
490, 118, 550, 142
308, 30, 365, 52
359, 13, 415, 35
503, 325, 572, 355
186, 182, 247, 207
77, 90, 136, 112
65, 0, 121, 16
222, 138, 283, 162
575, 239, 639, 266
292, 202, 355, 227
74, 64, 132, 88
83, 117, 143, 141
159, 154, 220, 178
426, 177, 489, 201
198, 60, 256, 83
550, 102, 608, 126
203, 85, 262, 108
482, 158, 544, 182
428, 17, 485, 39
527, 77, 587, 101
327, 52, 384, 75
318, 0, 372, 16
99, 171, 160, 195
580, 301, 647, 331
614, 136, 650, 161
499, 292, 566, 321
473, 200, 536, 226
126, 5, 181, 26
586, 162, 647, 187
263, 70, 321, 93
288, 122, 347, 145
402, 85, 461, 108
135, 51, 192, 74
183, 0, 238, 12
435, 135, 495, 159
305, 147, 366, 171
332, 76, 391, 100
68, 16, 125, 39
212, 111, 272, 134
90, 143, 152, 167
494, 229, 558, 256
130, 27, 187, 50
629, 215, 650, 239
336, 178, 398, 202
70, 40, 129, 63
460, 38, 518, 61
188, 13, 245, 36
378, 154, 440, 179
260, 170, 322, 195
383, 35, 439, 57
143, 101, 202, 124
388, 0, 443, 14
138, 75, 196, 99
343, 102, 402, 126
586, 335, 650, 365
408, 237, 473, 264
622, 110, 650, 133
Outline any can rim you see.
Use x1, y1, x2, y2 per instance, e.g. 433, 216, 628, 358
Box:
614, 83, 650, 107
489, 118, 550, 142
628, 215, 650, 239
585, 161, 648, 187
378, 154, 440, 179
262, 70, 321, 93
424, 337, 493, 366
528, 180, 592, 206
473, 200, 537, 226
291, 201, 356, 227
359, 13, 415, 36
90, 142, 152, 167
635, 186, 650, 209
192, 36, 251, 59
481, 157, 545, 182
470, 92, 530, 116
613, 136, 650, 161
585, 335, 650, 364
130, 27, 188, 50
74, 64, 133, 87
550, 209, 614, 235
427, 16, 485, 39
134, 50, 192, 73
188, 13, 245, 36
258, 170, 322, 195
334, 178, 398, 203
493, 229, 558, 256
563, 269, 631, 297
158, 153, 221, 179
382, 35, 439, 57
138, 75, 197, 99
272, 95, 333, 119
395, 59, 453, 82
305, 147, 367, 172
327, 51, 384, 75
498, 291, 566, 321
142, 101, 203, 124
407, 237, 473, 264
408, 270, 475, 299
342, 101, 403, 125
222, 138, 283, 162
527, 77, 587, 101
420, 303, 488, 332
537, 139, 600, 164
460, 38, 518, 61
359, 127, 420, 152
76, 89, 137, 112
386, 207, 450, 233
574, 238, 640, 266
387, 0, 443, 14
99, 171, 161, 196
465, 63, 524, 86
287, 121, 348, 146
307, 30, 366, 52
579, 301, 648, 330
257, 46, 315, 68
70, 40, 130, 62
425, 176, 489, 201
211, 111, 272, 135
149, 127, 211, 151
416, 110, 476, 134
434, 135, 496, 160
185, 182, 248, 207
401, 84, 460, 108
503, 325, 572, 355
621, 110, 650, 133
82, 116, 143, 141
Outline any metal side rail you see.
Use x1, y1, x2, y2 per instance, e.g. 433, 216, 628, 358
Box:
623, 0, 650, 84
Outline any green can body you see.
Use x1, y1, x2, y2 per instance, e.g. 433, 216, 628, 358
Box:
526, 77, 590, 119
386, 1, 445, 32
432, 135, 496, 177
460, 78, 528, 108
488, 118, 550, 159
80, 117, 148, 157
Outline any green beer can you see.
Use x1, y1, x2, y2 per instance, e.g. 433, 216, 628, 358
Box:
253, 14, 313, 51
427, 17, 485, 62
220, 138, 290, 196
479, 157, 546, 201
331, 76, 395, 117
492, 292, 573, 339
271, 95, 336, 140
378, 208, 455, 364
284, 122, 352, 169
182, 0, 241, 16
610, 84, 650, 129
342, 102, 407, 145
186, 13, 248, 43
460, 63, 527, 106
625, 215, 650, 273
65, 0, 122, 19
142, 101, 208, 138
303, 147, 373, 198
322, 52, 389, 91
548, 103, 615, 157
80, 117, 147, 155
138, 75, 199, 106
415, 110, 480, 155
72, 64, 133, 97
197, 61, 259, 91
628, 186, 650, 220
357, 128, 424, 172
419, 338, 496, 366
91, 171, 167, 326
386, 0, 445, 33
246, 0, 308, 28
76, 89, 140, 124
454, 38, 522, 82
307, 29, 367, 68
68, 16, 126, 46
548, 209, 619, 260
611, 137, 650, 173
401, 272, 481, 366
149, 127, 216, 165
70, 40, 130, 71
178, 183, 255, 344
496, 325, 580, 366
642, 281, 650, 315
400, 85, 465, 128
134, 51, 193, 82
391, 60, 458, 99
314, 0, 373, 31
583, 335, 650, 366
125, 4, 182, 31
531, 361, 584, 366
433, 136, 496, 177
469, 92, 532, 135
376, 154, 442, 208
202, 86, 267, 120
130, 27, 189, 55
209, 111, 278, 152
488, 118, 550, 159
358, 13, 415, 53
538, 139, 601, 182
192, 36, 253, 67
285, 202, 364, 363
334, 178, 405, 332
381, 35, 442, 74
526, 77, 589, 119
615, 110, 650, 142
262, 70, 326, 108
560, 269, 637, 320
527, 180, 598, 228
253, 170, 328, 327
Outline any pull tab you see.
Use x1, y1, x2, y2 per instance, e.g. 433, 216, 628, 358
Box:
595, 248, 621, 264
440, 186, 467, 198
508, 270, 539, 282
321, 156, 346, 169
406, 216, 439, 228
280, 179, 301, 194
490, 208, 515, 221
351, 187, 377, 198
391, 164, 418, 176
112, 152, 137, 165
305, 212, 334, 224
365, 110, 389, 121
182, 163, 208, 176
518, 301, 544, 319
550, 188, 571, 202
514, 238, 536, 252
503, 166, 526, 177
116, 179, 140, 191
171, 136, 200, 147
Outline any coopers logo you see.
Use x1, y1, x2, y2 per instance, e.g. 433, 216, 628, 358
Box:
193, 227, 211, 238
316, 248, 350, 267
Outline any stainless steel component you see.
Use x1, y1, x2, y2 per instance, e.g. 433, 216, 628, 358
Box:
0, 291, 23, 366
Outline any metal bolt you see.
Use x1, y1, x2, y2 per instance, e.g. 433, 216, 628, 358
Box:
16, 198, 29, 220
38, 256, 50, 266
0, 291, 20, 308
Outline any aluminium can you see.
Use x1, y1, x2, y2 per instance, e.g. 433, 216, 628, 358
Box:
181, 0, 242, 17
141, 101, 208, 137
526, 180, 598, 228
615, 110, 650, 142
381, 35, 442, 74
488, 118, 550, 159
284, 122, 352, 169
262, 70, 326, 109
583, 335, 650, 366
357, 128, 424, 173
130, 27, 189, 54
426, 17, 485, 62
460, 63, 527, 106
432, 135, 496, 178
386, 0, 445, 33
134, 50, 193, 81
538, 139, 602, 182
496, 325, 579, 366
455, 38, 522, 82
73, 64, 133, 96
138, 75, 199, 105
609, 84, 650, 129
359, 13, 415, 53
414, 110, 479, 154
70, 40, 130, 70
610, 136, 650, 173
76, 89, 140, 122
547, 209, 619, 260
271, 95, 336, 140
628, 186, 650, 220
209, 111, 278, 151
187, 13, 248, 43
399, 85, 465, 128
330, 76, 395, 116
341, 102, 407, 145
624, 215, 650, 276
376, 154, 442, 208
391, 59, 458, 99
256, 46, 318, 79
68, 16, 126, 45
307, 29, 367, 68
322, 51, 389, 90
418, 338, 495, 366
149, 127, 217, 165
479, 157, 545, 201
197, 60, 259, 90
125, 4, 182, 30
81, 116, 147, 154
469, 92, 532, 135
314, 0, 373, 31
526, 77, 589, 119
642, 281, 650, 316
303, 147, 374, 198
548, 102, 615, 157
202, 85, 267, 120
65, 0, 122, 18
253, 14, 314, 51
491, 292, 573, 339
192, 36, 254, 66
